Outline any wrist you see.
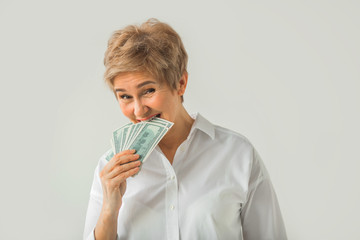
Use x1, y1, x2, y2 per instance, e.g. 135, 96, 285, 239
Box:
95, 207, 119, 240
101, 204, 120, 221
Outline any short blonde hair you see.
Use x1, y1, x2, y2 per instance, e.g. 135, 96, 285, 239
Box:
104, 19, 188, 93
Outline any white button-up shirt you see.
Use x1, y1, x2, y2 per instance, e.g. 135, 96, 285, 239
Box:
84, 113, 287, 240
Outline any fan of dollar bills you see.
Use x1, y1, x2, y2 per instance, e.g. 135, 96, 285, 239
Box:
108, 117, 174, 163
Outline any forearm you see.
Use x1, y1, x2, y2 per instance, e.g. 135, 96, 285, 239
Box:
91, 150, 140, 240
94, 206, 119, 240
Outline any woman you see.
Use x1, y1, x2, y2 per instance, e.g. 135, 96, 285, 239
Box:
84, 19, 287, 240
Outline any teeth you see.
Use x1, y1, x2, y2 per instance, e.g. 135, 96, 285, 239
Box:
150, 115, 159, 120
139, 114, 160, 122
146, 115, 157, 121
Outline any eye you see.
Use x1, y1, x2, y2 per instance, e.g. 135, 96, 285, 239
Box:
119, 94, 132, 100
143, 88, 155, 95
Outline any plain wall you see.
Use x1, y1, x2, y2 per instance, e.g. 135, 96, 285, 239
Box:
1, 0, 359, 239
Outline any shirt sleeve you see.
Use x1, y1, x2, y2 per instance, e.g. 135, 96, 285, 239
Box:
83, 151, 121, 240
83, 161, 103, 240
240, 148, 287, 240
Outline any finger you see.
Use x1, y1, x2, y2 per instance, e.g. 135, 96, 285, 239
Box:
104, 166, 140, 191
103, 150, 137, 173
111, 149, 137, 165
112, 166, 140, 183
116, 153, 140, 165
120, 181, 126, 196
107, 160, 141, 179
101, 162, 139, 192
114, 149, 136, 159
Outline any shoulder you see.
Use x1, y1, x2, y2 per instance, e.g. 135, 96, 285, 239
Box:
212, 124, 270, 184
213, 124, 254, 150
193, 113, 256, 155
194, 113, 253, 148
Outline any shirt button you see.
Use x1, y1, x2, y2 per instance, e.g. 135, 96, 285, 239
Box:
171, 176, 175, 180
170, 205, 175, 210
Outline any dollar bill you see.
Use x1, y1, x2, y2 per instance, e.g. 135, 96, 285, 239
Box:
149, 117, 174, 128
109, 118, 173, 165
125, 122, 145, 149
105, 149, 114, 162
112, 123, 132, 153
126, 122, 168, 163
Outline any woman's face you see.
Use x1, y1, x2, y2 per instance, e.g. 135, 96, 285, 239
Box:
113, 72, 185, 124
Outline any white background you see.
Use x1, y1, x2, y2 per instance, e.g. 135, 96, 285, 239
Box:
0, 0, 359, 239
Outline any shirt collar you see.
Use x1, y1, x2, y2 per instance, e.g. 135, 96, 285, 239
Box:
189, 113, 215, 140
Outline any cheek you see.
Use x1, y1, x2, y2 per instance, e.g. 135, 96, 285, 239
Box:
151, 94, 171, 109
140, 93, 161, 107
119, 102, 133, 117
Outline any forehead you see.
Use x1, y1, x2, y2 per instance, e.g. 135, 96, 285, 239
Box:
113, 72, 160, 89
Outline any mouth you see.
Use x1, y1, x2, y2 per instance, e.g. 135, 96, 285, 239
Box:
136, 113, 161, 122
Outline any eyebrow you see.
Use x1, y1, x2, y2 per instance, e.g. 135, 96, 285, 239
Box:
115, 81, 157, 92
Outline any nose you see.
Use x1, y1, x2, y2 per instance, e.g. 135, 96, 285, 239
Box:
134, 98, 149, 118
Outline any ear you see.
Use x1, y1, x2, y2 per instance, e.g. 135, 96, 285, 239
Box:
177, 72, 188, 96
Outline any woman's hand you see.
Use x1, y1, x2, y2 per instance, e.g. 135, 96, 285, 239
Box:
99, 149, 141, 214
95, 149, 140, 239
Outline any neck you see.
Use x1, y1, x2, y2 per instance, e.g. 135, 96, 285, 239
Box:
158, 108, 194, 156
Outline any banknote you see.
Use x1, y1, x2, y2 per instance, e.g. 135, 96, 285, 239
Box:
125, 122, 145, 150
148, 117, 174, 128
109, 118, 173, 165
112, 123, 132, 153
126, 122, 168, 162
105, 149, 114, 162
